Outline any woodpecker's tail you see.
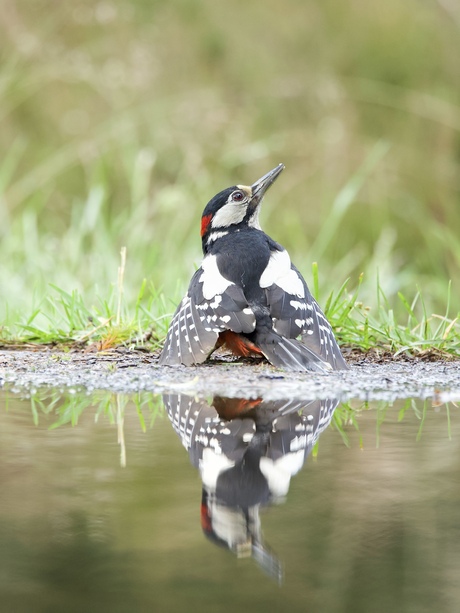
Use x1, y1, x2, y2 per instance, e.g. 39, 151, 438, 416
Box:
255, 330, 332, 373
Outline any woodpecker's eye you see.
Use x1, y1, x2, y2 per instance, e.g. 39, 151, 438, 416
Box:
231, 190, 245, 202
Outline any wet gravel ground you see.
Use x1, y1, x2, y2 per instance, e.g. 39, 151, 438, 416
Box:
1, 348, 459, 402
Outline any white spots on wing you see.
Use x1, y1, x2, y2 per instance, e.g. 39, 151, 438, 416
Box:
290, 435, 307, 452
221, 315, 231, 323
164, 395, 339, 483
290, 300, 306, 310
243, 307, 253, 315
296, 317, 314, 329
200, 255, 234, 300
211, 201, 247, 229
259, 249, 305, 297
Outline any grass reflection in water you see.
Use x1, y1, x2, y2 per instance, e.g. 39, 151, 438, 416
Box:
2, 386, 457, 585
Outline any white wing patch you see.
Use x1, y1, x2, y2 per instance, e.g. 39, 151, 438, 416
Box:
259, 452, 305, 496
259, 249, 305, 298
200, 255, 234, 300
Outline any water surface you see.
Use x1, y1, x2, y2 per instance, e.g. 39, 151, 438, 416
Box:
1, 389, 459, 613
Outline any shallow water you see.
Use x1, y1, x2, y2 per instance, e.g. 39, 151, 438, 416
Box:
1, 388, 459, 613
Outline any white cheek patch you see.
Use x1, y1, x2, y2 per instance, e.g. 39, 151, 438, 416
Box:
259, 249, 305, 297
200, 255, 234, 299
211, 202, 247, 228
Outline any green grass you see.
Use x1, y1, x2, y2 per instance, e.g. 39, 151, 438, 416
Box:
1, 248, 458, 359
1, 0, 460, 358
5, 388, 455, 449
317, 269, 460, 358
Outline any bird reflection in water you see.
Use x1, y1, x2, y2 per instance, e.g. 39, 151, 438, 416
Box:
163, 393, 339, 583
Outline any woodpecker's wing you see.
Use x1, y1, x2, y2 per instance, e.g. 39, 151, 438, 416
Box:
262, 254, 347, 370
159, 257, 256, 366
163, 394, 339, 472
300, 294, 348, 370
162, 393, 257, 468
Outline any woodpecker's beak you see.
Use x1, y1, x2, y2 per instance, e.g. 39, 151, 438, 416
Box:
250, 163, 285, 204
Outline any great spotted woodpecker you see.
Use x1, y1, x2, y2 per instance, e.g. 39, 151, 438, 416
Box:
163, 393, 340, 581
159, 164, 347, 372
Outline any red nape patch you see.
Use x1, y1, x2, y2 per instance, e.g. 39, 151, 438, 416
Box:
201, 214, 212, 237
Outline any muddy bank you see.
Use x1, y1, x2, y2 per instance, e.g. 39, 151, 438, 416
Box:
1, 348, 459, 402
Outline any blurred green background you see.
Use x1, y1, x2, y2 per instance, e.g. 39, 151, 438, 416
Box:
1, 0, 460, 330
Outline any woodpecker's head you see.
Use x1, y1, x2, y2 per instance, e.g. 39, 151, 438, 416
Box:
200, 163, 284, 250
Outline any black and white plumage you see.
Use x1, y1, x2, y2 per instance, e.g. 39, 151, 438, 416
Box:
163, 392, 340, 581
159, 164, 347, 372
163, 393, 340, 480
